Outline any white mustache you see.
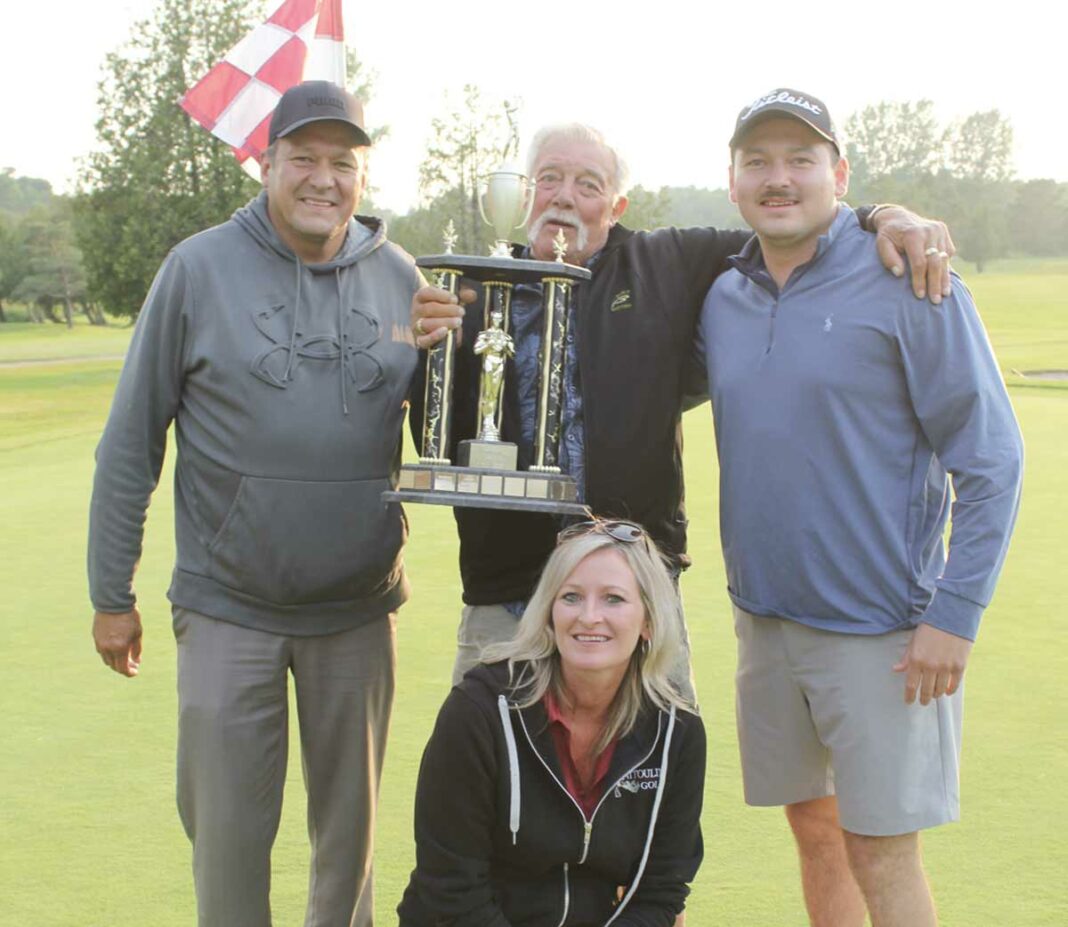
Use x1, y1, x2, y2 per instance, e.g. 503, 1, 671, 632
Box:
528, 208, 589, 253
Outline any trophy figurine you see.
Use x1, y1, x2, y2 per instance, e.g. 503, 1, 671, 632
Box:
469, 309, 514, 441
385, 165, 592, 514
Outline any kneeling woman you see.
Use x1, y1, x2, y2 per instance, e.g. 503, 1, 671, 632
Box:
398, 520, 706, 927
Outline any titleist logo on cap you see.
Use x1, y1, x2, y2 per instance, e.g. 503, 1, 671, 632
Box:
741, 91, 823, 122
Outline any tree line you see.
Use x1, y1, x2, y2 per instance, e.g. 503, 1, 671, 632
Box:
844, 102, 1066, 271
1, 0, 1065, 324
0, 170, 96, 325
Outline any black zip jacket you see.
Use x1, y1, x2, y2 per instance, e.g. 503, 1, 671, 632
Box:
397, 662, 707, 927
409, 211, 878, 605
409, 222, 749, 604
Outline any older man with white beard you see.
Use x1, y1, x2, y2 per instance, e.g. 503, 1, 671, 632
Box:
409, 122, 953, 689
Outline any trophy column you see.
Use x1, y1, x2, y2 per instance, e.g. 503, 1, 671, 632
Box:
531, 232, 574, 474
419, 225, 459, 465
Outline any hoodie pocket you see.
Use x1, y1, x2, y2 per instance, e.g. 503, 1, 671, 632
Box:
207, 475, 404, 606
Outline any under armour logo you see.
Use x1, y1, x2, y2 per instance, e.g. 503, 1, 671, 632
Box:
250, 303, 385, 392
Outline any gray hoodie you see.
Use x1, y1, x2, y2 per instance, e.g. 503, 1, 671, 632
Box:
88, 192, 421, 635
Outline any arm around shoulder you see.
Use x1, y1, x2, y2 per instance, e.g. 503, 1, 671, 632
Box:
677, 225, 750, 309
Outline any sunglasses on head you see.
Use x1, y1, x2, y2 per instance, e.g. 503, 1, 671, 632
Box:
556, 518, 648, 546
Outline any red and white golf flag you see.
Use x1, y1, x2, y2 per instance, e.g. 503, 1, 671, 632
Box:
180, 0, 346, 177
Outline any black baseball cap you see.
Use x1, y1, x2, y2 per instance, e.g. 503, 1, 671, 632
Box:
268, 80, 372, 148
729, 88, 839, 154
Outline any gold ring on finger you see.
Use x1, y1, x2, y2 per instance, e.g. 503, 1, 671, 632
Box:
415, 318, 426, 336
924, 246, 940, 257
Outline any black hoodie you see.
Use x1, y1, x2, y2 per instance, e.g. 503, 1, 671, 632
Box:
398, 662, 706, 927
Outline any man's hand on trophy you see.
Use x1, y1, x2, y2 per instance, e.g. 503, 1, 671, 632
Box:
412, 285, 475, 349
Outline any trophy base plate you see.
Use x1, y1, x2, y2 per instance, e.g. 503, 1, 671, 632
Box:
458, 439, 518, 470
384, 464, 586, 515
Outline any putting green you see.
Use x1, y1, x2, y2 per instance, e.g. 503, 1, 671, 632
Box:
1, 259, 1064, 925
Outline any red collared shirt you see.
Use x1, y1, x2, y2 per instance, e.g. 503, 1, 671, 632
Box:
544, 692, 618, 819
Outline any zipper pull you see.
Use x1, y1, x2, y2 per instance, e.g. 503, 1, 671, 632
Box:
579, 820, 593, 864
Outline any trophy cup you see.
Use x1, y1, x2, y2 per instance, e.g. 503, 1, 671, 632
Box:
384, 165, 591, 514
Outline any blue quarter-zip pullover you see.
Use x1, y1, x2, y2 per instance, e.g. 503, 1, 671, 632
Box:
699, 206, 1023, 641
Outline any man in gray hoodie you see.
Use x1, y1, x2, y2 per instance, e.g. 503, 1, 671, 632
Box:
88, 82, 421, 927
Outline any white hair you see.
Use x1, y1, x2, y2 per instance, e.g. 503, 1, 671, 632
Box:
525, 123, 631, 197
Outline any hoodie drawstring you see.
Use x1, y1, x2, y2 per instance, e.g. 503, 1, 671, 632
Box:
498, 695, 521, 845
604, 705, 678, 927
337, 268, 348, 415
282, 259, 303, 384
282, 264, 350, 415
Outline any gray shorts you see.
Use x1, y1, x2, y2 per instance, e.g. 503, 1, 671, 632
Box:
734, 606, 963, 836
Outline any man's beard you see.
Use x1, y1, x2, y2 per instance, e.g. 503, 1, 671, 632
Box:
527, 208, 589, 257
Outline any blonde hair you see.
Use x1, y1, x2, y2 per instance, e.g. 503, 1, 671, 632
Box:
482, 526, 691, 754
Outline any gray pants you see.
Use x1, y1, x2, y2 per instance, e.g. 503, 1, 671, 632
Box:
451, 601, 697, 703
174, 607, 396, 927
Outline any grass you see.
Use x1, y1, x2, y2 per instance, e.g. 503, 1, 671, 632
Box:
965, 272, 1068, 387
0, 315, 133, 363
2, 259, 1066, 925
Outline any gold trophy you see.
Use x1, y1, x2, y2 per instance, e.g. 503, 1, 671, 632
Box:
385, 165, 591, 514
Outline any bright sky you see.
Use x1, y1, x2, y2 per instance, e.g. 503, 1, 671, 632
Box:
2, 0, 1064, 214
